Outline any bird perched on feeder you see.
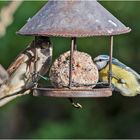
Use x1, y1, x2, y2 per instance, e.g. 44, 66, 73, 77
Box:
94, 55, 140, 97
0, 36, 52, 107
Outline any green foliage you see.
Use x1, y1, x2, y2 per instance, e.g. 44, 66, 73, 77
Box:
0, 1, 140, 139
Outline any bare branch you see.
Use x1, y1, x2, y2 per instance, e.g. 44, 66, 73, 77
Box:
0, 0, 23, 38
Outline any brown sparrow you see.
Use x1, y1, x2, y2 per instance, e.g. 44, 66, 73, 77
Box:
0, 36, 52, 107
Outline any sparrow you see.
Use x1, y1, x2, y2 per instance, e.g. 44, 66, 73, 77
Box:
0, 36, 53, 106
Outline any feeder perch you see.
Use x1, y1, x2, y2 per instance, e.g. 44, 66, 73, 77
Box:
17, 0, 131, 98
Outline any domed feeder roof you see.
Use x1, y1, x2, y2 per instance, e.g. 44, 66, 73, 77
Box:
17, 0, 131, 37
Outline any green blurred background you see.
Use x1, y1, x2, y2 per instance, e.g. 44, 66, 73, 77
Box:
0, 1, 140, 139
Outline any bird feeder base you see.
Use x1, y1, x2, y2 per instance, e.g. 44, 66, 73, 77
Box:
33, 87, 112, 98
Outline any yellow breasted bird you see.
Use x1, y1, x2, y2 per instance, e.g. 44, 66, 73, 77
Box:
0, 36, 52, 106
94, 55, 140, 97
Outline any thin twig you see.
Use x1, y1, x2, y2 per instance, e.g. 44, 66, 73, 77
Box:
0, 0, 23, 38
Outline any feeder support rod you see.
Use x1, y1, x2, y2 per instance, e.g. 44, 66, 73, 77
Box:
108, 36, 113, 87
32, 36, 38, 82
69, 37, 76, 88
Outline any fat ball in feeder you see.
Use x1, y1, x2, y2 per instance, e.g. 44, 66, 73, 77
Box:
49, 51, 99, 89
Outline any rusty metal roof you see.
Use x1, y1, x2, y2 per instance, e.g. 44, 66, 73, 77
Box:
17, 0, 131, 37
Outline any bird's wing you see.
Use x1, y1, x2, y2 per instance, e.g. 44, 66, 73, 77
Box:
7, 44, 33, 75
112, 58, 140, 80
0, 89, 30, 107
0, 64, 9, 85
7, 53, 26, 75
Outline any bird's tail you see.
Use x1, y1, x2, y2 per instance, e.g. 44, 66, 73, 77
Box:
0, 84, 30, 107
0, 64, 30, 107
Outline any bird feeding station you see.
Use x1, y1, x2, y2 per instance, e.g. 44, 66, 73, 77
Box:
17, 1, 131, 103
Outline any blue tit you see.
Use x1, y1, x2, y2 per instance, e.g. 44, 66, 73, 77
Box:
94, 55, 140, 97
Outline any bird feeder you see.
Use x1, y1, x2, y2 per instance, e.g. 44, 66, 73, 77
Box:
17, 1, 131, 100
